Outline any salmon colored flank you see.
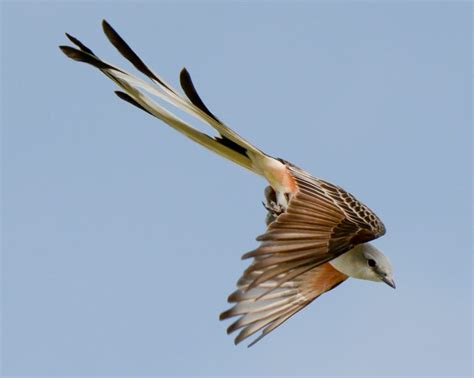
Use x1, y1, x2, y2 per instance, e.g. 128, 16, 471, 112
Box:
283, 166, 298, 194
308, 262, 348, 295
255, 156, 298, 194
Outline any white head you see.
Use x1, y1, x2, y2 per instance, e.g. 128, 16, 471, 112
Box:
329, 243, 395, 288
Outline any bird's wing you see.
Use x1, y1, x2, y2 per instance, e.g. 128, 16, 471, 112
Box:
220, 262, 348, 346
221, 161, 386, 345
242, 162, 386, 288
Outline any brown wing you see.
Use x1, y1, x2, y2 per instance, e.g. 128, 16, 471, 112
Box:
221, 161, 385, 345
220, 262, 348, 346
241, 162, 385, 290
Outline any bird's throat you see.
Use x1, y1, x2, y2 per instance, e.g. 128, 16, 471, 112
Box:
329, 245, 365, 278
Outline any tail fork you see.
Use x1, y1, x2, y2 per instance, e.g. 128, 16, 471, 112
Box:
60, 20, 294, 193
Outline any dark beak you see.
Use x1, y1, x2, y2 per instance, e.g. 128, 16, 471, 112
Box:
381, 276, 396, 289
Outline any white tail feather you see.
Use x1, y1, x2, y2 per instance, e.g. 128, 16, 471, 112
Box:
59, 28, 280, 177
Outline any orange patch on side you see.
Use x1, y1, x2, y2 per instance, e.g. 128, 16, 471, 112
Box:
260, 157, 298, 194
281, 165, 298, 194
270, 165, 297, 195
307, 262, 348, 296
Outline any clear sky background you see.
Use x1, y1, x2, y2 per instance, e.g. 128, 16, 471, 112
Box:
1, 1, 472, 377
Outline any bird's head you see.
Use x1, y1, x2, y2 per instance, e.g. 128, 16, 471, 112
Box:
360, 243, 396, 288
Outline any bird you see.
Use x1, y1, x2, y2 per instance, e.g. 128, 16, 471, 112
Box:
59, 20, 395, 347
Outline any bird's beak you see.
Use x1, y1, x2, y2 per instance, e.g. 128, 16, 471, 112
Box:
381, 275, 396, 289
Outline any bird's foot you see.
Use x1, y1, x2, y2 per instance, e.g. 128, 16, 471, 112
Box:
263, 200, 285, 225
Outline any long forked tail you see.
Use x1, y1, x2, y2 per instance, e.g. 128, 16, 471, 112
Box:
59, 20, 271, 176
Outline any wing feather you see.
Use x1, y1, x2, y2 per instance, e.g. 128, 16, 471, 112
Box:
221, 263, 348, 346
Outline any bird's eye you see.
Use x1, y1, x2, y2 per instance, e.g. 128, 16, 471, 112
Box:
367, 259, 376, 267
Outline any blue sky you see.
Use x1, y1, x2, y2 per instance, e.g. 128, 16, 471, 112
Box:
1, 1, 472, 376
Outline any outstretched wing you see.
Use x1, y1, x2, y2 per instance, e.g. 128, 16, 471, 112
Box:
220, 262, 348, 346
221, 161, 385, 345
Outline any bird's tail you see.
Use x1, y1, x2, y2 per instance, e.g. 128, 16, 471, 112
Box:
59, 20, 285, 182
